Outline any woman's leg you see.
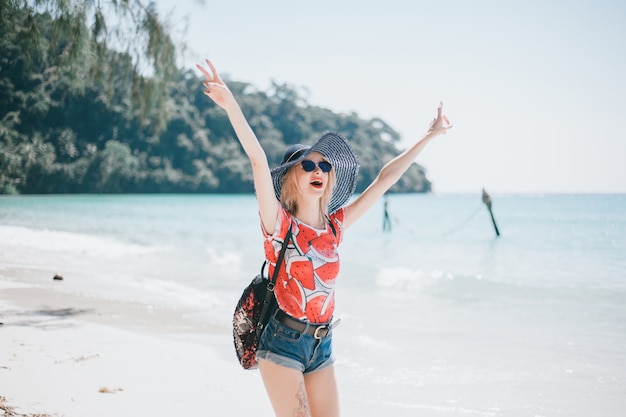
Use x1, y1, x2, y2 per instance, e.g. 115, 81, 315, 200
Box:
258, 358, 311, 417
304, 365, 340, 417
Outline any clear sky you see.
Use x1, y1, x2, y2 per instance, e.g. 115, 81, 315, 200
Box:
158, 0, 626, 194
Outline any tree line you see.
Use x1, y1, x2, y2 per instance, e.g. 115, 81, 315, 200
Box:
0, 0, 431, 194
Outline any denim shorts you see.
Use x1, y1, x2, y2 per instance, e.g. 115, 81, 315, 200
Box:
256, 312, 335, 374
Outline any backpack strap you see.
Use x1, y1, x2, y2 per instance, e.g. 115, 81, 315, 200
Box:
256, 224, 292, 337
267, 224, 292, 290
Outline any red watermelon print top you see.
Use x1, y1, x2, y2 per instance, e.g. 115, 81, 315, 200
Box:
262, 205, 345, 324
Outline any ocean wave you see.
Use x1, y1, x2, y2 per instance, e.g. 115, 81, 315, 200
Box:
205, 246, 243, 269
375, 266, 450, 292
374, 265, 626, 308
123, 276, 222, 308
0, 225, 167, 258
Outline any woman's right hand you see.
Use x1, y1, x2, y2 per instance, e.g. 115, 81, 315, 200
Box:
196, 59, 235, 111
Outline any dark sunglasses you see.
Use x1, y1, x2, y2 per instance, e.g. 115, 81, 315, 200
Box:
301, 159, 332, 173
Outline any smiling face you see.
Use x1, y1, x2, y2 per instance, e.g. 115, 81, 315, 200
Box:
280, 151, 336, 217
295, 152, 330, 197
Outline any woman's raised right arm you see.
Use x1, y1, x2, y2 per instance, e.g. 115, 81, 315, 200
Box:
196, 59, 278, 233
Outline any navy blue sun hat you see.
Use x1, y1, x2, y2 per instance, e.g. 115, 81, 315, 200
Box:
270, 132, 360, 214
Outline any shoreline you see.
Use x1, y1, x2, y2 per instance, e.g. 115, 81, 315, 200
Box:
0, 281, 221, 337
0, 271, 273, 417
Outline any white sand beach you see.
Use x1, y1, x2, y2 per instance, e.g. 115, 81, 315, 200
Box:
0, 271, 273, 417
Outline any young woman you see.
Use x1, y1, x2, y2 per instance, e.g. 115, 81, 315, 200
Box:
197, 59, 452, 417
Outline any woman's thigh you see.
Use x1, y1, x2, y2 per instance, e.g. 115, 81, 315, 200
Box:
258, 358, 311, 417
305, 365, 340, 417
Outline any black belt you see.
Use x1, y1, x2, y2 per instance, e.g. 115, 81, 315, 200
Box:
275, 309, 340, 339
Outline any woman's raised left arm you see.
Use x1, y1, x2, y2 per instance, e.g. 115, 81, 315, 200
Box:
344, 102, 452, 229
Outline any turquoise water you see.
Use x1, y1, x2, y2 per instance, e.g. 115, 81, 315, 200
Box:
1, 193, 625, 416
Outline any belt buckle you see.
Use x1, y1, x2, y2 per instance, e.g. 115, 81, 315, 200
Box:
313, 325, 329, 339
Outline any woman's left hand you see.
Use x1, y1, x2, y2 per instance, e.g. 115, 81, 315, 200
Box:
427, 101, 453, 136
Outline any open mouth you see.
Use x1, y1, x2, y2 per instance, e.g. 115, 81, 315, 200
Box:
310, 179, 324, 189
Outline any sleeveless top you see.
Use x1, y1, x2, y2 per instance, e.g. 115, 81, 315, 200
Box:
262, 205, 345, 323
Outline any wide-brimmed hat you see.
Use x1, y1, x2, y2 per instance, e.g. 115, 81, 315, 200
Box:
270, 132, 360, 214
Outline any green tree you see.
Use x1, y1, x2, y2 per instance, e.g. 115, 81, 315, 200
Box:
83, 140, 140, 192
0, 0, 179, 192
1, 0, 178, 122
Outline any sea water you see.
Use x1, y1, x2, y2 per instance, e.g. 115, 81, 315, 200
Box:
1, 193, 625, 416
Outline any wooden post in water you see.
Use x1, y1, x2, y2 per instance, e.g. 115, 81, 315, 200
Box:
482, 188, 500, 237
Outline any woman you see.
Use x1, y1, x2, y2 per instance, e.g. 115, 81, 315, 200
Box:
197, 59, 451, 417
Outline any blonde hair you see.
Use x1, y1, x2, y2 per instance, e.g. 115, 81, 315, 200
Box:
280, 161, 337, 219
